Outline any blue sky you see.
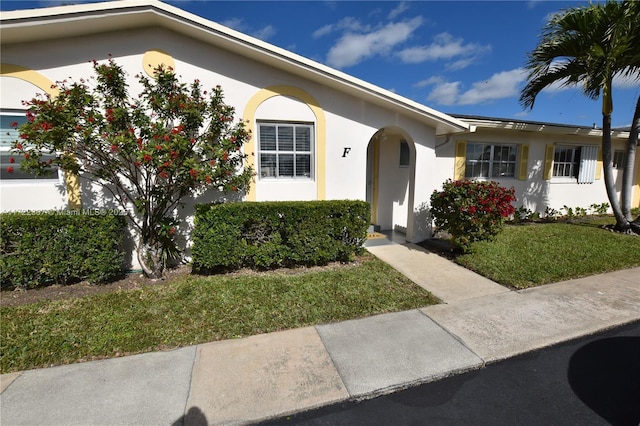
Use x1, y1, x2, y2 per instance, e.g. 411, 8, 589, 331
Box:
2, 1, 639, 128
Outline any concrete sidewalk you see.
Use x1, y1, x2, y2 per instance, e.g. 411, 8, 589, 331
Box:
1, 241, 639, 425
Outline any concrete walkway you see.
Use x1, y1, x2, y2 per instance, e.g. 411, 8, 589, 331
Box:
1, 239, 639, 425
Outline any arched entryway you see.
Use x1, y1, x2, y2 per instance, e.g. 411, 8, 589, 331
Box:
366, 126, 417, 240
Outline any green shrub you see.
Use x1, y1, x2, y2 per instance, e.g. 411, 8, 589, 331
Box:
0, 211, 127, 289
589, 203, 610, 216
192, 200, 370, 272
430, 179, 516, 252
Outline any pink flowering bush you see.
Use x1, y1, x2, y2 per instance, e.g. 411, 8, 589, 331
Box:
430, 179, 516, 252
11, 57, 253, 278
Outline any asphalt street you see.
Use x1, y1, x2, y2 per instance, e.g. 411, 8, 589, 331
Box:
260, 320, 640, 426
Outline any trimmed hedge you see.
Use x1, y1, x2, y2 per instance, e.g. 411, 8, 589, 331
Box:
192, 200, 370, 272
0, 211, 127, 289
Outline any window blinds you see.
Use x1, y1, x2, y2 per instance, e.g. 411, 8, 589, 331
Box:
578, 145, 598, 184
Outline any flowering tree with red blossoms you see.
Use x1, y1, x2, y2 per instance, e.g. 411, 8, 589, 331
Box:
430, 179, 516, 252
11, 58, 253, 278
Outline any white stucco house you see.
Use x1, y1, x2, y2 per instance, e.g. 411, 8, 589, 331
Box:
439, 115, 639, 216
1, 0, 639, 252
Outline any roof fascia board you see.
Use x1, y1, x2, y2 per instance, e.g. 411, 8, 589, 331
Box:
457, 116, 629, 139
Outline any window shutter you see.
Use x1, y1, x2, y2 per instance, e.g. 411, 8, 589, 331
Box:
578, 145, 598, 184
543, 144, 555, 180
454, 140, 466, 180
518, 144, 529, 180
595, 146, 603, 180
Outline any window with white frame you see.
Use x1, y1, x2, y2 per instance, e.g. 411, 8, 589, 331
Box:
465, 142, 517, 178
552, 144, 598, 183
553, 146, 580, 178
1, 113, 59, 181
258, 122, 314, 179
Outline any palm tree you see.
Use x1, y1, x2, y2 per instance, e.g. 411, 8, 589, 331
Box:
520, 0, 640, 233
618, 1, 640, 229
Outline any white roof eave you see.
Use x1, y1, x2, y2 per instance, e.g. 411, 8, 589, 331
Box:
458, 117, 630, 139
1, 0, 469, 136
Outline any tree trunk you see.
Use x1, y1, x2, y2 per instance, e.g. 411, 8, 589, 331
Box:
601, 113, 630, 231
137, 239, 165, 279
621, 95, 640, 231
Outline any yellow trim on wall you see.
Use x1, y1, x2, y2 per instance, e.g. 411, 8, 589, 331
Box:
595, 146, 603, 180
454, 140, 466, 180
0, 63, 59, 97
543, 144, 555, 180
633, 152, 640, 208
1, 63, 81, 210
142, 49, 176, 77
518, 144, 529, 181
371, 137, 379, 224
242, 85, 326, 201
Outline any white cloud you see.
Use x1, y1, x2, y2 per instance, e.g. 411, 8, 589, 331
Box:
312, 17, 371, 39
421, 68, 528, 106
414, 76, 445, 88
458, 69, 528, 105
313, 24, 334, 39
326, 17, 423, 68
395, 32, 491, 70
427, 81, 462, 106
252, 25, 276, 41
388, 2, 409, 20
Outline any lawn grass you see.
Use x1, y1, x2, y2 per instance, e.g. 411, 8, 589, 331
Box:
0, 255, 437, 373
456, 220, 640, 289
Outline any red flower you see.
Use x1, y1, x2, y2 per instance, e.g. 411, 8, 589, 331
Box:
144, 154, 152, 162
189, 169, 198, 178
169, 227, 176, 236
10, 122, 18, 128
24, 153, 30, 160
7, 166, 14, 173
160, 171, 169, 179
155, 145, 162, 151
9, 157, 15, 164
208, 159, 216, 166
110, 144, 119, 153
205, 175, 211, 184
222, 152, 229, 161
232, 186, 237, 192
163, 135, 170, 141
